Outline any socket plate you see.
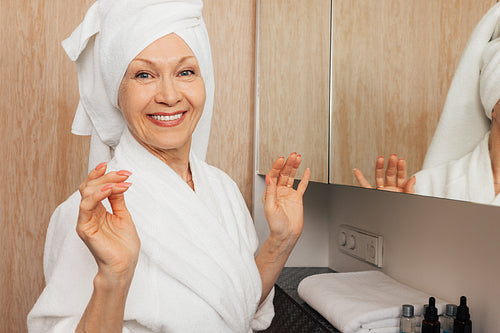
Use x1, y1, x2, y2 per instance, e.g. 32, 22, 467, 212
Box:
338, 224, 383, 267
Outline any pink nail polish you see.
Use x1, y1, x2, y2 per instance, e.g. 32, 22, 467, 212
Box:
101, 184, 113, 192
116, 182, 132, 188
95, 162, 107, 170
117, 170, 132, 177
265, 175, 270, 185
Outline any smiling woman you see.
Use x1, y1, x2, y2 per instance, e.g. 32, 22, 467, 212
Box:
118, 34, 207, 183
26, 0, 310, 332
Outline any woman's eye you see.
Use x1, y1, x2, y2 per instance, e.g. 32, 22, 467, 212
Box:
135, 72, 151, 79
179, 70, 195, 77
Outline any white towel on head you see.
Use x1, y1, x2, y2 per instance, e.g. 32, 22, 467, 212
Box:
298, 271, 447, 333
423, 4, 500, 169
61, 0, 214, 169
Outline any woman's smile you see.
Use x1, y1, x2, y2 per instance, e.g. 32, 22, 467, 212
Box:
147, 111, 187, 127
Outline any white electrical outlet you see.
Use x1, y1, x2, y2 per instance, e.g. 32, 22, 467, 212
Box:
338, 224, 383, 267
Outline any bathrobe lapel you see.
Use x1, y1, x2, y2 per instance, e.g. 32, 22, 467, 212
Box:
109, 129, 261, 331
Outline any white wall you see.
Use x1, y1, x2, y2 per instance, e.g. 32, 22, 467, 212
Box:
328, 185, 500, 333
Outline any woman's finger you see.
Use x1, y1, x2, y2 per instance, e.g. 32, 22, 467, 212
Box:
267, 156, 285, 182
404, 176, 416, 194
353, 168, 372, 188
108, 183, 132, 217
86, 170, 132, 188
396, 158, 407, 188
296, 168, 311, 196
277, 153, 297, 187
286, 154, 302, 187
384, 154, 398, 187
374, 156, 385, 188
79, 162, 108, 194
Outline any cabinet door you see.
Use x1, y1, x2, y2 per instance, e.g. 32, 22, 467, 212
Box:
330, 0, 496, 185
258, 0, 331, 183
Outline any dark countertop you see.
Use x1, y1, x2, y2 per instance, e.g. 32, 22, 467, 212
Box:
260, 267, 340, 333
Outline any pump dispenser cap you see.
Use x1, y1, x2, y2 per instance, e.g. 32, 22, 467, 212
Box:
456, 296, 470, 321
446, 304, 457, 317
424, 297, 439, 322
402, 304, 414, 317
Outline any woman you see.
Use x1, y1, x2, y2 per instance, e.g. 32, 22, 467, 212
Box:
27, 1, 310, 332
354, 3, 500, 205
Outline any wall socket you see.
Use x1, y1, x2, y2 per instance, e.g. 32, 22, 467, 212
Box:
338, 224, 383, 267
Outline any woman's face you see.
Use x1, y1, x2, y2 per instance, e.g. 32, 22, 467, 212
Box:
118, 33, 206, 156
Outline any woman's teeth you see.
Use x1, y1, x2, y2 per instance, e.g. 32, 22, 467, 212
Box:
150, 113, 183, 121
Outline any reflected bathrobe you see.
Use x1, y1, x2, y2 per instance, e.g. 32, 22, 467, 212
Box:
415, 131, 500, 206
27, 129, 274, 332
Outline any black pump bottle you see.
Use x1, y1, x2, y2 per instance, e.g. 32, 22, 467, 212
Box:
422, 297, 440, 333
454, 296, 472, 333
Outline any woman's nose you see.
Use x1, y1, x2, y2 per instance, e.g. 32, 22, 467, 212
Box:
154, 77, 182, 106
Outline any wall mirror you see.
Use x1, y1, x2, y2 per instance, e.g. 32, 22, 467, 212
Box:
257, 0, 497, 203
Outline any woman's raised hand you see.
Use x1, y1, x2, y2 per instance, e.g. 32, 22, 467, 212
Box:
76, 162, 140, 283
353, 154, 415, 193
262, 153, 311, 243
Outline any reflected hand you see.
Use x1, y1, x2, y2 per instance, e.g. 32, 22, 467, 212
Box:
76, 163, 140, 283
262, 153, 311, 243
353, 154, 415, 193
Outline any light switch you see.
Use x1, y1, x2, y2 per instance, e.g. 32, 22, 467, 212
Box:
338, 224, 383, 267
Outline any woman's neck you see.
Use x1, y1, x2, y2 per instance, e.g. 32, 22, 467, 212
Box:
128, 130, 193, 186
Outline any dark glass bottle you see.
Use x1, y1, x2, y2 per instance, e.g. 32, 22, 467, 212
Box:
421, 297, 440, 333
454, 296, 472, 333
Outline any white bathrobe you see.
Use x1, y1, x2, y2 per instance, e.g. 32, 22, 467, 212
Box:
415, 131, 500, 206
27, 129, 274, 332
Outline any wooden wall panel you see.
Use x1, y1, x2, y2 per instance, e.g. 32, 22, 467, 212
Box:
258, 0, 331, 183
204, 1, 257, 209
1, 1, 256, 332
0, 1, 93, 331
330, 0, 497, 185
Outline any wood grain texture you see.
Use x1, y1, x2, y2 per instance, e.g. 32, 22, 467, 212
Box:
0, 0, 93, 331
330, 0, 497, 185
1, 1, 257, 331
258, 0, 331, 183
204, 0, 257, 209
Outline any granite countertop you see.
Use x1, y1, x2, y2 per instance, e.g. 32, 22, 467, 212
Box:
275, 267, 340, 332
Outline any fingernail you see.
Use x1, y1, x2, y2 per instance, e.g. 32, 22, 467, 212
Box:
101, 184, 113, 192
95, 162, 107, 170
265, 175, 270, 185
117, 170, 132, 177
116, 182, 132, 188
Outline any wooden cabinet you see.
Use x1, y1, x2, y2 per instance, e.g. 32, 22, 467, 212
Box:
258, 0, 496, 185
258, 0, 331, 183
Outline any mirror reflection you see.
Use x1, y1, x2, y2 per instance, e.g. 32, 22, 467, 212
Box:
258, 0, 499, 205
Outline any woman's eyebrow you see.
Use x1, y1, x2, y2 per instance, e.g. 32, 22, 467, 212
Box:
131, 56, 196, 65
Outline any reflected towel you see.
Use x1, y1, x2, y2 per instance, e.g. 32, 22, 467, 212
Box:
298, 271, 447, 333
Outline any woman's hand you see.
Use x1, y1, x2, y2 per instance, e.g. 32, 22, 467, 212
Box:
353, 154, 415, 193
76, 162, 140, 284
262, 153, 311, 244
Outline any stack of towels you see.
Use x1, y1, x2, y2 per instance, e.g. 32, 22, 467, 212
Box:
297, 271, 447, 333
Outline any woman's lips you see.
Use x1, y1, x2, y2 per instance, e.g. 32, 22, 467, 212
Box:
147, 111, 187, 127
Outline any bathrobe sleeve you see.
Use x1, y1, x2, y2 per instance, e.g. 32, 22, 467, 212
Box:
27, 192, 136, 333
225, 175, 275, 331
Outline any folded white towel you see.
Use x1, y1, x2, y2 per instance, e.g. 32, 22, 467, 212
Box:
297, 271, 447, 333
